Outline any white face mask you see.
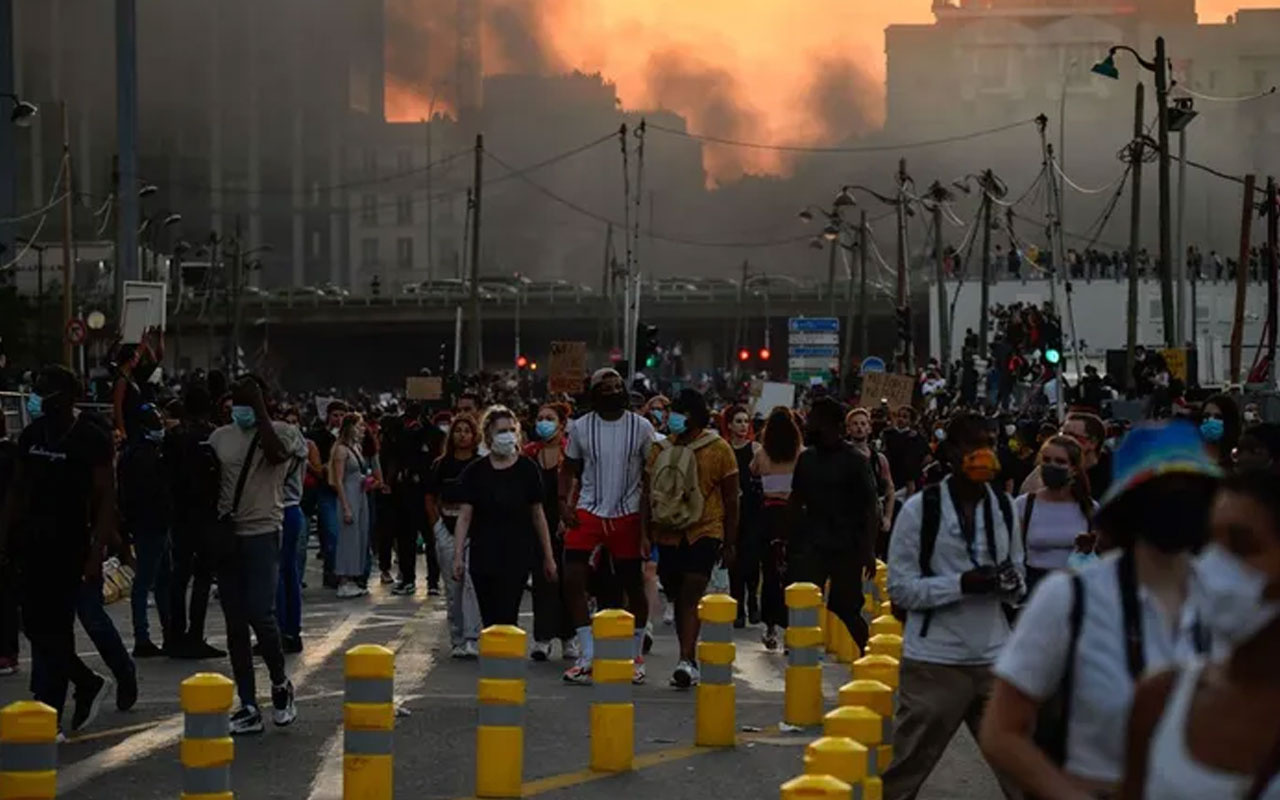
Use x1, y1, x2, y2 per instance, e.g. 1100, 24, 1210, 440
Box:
491, 431, 519, 457
1192, 543, 1280, 648
1004, 424, 1016, 437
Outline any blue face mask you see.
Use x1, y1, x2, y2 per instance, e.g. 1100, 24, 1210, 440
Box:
26, 393, 44, 420
231, 405, 257, 429
651, 409, 666, 424
1200, 418, 1225, 443
535, 419, 558, 440
668, 412, 688, 435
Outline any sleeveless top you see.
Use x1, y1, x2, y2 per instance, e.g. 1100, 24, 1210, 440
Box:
733, 442, 762, 503
1144, 658, 1280, 799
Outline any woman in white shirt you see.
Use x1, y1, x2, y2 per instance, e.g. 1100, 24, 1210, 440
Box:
750, 406, 802, 651
980, 421, 1221, 800
1015, 435, 1098, 593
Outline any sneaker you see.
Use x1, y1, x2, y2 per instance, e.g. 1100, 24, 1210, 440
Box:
282, 635, 304, 655
530, 641, 551, 662
462, 640, 480, 659
662, 605, 675, 626
55, 731, 68, 744
670, 660, 700, 689
642, 622, 654, 655
632, 657, 647, 685
132, 639, 165, 658
427, 585, 442, 597
271, 680, 297, 726
762, 625, 779, 652
561, 638, 581, 661
0, 657, 17, 676
116, 670, 138, 712
380, 570, 395, 585
229, 705, 265, 735
562, 662, 593, 685
450, 644, 469, 659
70, 673, 112, 733
390, 581, 416, 596
337, 583, 364, 599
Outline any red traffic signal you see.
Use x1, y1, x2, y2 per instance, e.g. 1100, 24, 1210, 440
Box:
516, 355, 529, 369
758, 347, 771, 361
738, 348, 751, 362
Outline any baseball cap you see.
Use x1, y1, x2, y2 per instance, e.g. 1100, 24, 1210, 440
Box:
590, 367, 622, 389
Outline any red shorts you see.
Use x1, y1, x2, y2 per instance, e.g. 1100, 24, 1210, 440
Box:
565, 510, 643, 560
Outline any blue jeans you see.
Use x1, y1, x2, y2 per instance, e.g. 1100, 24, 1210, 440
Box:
77, 575, 136, 685
130, 526, 172, 644
277, 506, 305, 638
317, 491, 340, 575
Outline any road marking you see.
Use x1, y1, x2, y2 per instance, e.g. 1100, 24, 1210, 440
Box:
57, 596, 395, 794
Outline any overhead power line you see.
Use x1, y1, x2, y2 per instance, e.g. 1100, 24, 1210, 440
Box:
646, 117, 1039, 154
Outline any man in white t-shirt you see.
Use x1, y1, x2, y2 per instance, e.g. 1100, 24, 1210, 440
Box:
561, 368, 656, 685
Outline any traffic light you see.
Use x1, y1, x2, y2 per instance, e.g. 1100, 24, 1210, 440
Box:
637, 323, 661, 371
1044, 348, 1061, 366
895, 306, 911, 343
758, 347, 771, 361
738, 348, 751, 362
516, 355, 529, 369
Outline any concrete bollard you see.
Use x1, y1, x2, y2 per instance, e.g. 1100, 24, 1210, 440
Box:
591, 609, 634, 772
825, 705, 888, 793
780, 774, 852, 800
180, 673, 235, 800
696, 594, 737, 747
476, 625, 527, 798
345, 645, 395, 800
0, 701, 58, 800
869, 614, 903, 639
852, 654, 899, 691
784, 582, 825, 728
867, 634, 902, 662
804, 736, 868, 789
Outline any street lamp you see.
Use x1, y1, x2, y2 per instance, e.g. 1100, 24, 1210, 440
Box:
3, 93, 37, 127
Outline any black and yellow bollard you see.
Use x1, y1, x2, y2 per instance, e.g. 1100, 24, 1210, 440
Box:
476, 625, 527, 798
345, 644, 395, 799
696, 594, 737, 747
180, 673, 235, 800
591, 609, 634, 772
784, 582, 824, 728
0, 700, 57, 800
780, 773, 852, 799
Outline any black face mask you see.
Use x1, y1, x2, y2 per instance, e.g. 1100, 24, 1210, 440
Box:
594, 390, 626, 414
1041, 463, 1071, 490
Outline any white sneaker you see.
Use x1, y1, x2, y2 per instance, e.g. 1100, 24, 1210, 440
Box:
530, 641, 551, 662
337, 583, 363, 599
662, 605, 675, 626
462, 640, 480, 659
450, 644, 469, 659
561, 637, 582, 661
762, 625, 779, 652
632, 657, 647, 685
670, 660, 700, 689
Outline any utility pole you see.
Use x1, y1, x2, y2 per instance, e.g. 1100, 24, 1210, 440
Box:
1230, 174, 1256, 384
60, 103, 75, 369
826, 234, 839, 317
1175, 125, 1189, 345
1267, 176, 1278, 385
735, 259, 748, 374
896, 157, 912, 372
840, 214, 862, 397
929, 185, 950, 368
1155, 36, 1176, 347
978, 170, 993, 360
468, 133, 483, 372
425, 116, 434, 282
858, 210, 869, 363
0, 0, 15, 273
115, 0, 140, 306
1126, 83, 1146, 392
230, 216, 243, 372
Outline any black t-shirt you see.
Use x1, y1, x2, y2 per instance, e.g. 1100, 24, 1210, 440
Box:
882, 427, 930, 488
14, 414, 113, 565
459, 456, 543, 576
1087, 451, 1112, 502
790, 442, 877, 555
429, 453, 480, 532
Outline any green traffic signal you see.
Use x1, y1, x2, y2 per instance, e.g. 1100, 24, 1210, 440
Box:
645, 355, 658, 368
1045, 348, 1061, 365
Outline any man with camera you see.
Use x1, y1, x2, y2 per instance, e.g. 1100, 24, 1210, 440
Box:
884, 411, 1026, 800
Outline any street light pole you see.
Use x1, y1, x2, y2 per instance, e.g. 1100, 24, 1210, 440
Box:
896, 158, 912, 372
1127, 83, 1146, 392
979, 170, 993, 361
858, 211, 869, 363
930, 187, 950, 367
826, 234, 839, 317
1175, 125, 1188, 345
1155, 36, 1176, 348
60, 102, 75, 369
468, 133, 483, 371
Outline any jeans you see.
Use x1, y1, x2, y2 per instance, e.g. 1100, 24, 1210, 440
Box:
433, 522, 481, 647
217, 532, 287, 708
392, 487, 422, 585
277, 506, 305, 638
23, 568, 93, 723
317, 490, 340, 577
169, 519, 214, 646
77, 575, 136, 686
130, 525, 172, 644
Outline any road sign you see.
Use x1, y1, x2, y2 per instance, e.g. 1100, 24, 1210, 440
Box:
788, 332, 840, 346
861, 356, 887, 373
609, 346, 623, 362
788, 317, 840, 333
788, 317, 840, 384
65, 317, 87, 346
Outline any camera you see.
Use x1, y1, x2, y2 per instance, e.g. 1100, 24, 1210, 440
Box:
996, 560, 1021, 593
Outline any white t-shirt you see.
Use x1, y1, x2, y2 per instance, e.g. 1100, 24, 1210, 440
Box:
993, 551, 1207, 784
565, 411, 655, 519
1013, 494, 1097, 570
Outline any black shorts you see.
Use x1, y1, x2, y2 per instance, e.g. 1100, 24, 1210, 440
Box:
657, 537, 722, 581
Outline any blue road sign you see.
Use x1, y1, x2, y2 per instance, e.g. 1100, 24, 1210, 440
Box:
788, 317, 840, 334
860, 356, 887, 373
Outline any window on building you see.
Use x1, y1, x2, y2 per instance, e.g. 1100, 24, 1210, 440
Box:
397, 149, 412, 172
361, 194, 378, 226
361, 237, 379, 267
397, 194, 413, 225
397, 237, 413, 270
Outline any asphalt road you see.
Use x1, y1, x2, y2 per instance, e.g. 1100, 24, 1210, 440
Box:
0, 552, 1005, 799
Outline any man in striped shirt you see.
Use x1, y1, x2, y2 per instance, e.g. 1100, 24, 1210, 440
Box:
561, 368, 656, 685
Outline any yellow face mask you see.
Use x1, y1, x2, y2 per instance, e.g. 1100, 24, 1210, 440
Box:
961, 448, 1001, 483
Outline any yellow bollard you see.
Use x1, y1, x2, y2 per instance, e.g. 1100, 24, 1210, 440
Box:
878, 600, 893, 618
476, 625, 526, 798
804, 736, 867, 788
867, 634, 902, 662
822, 602, 835, 655
852, 654, 899, 691
345, 645, 395, 800
780, 773, 852, 800
696, 594, 737, 747
825, 705, 889, 790
839, 680, 895, 748
784, 582, 824, 728
0, 701, 58, 800
180, 673, 235, 800
874, 560, 888, 600
591, 609, 634, 772
869, 615, 902, 639
832, 615, 857, 664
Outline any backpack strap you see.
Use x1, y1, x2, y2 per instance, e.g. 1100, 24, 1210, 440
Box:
992, 489, 1014, 562
1052, 573, 1086, 766
1020, 492, 1037, 551
1118, 547, 1146, 679
229, 433, 262, 516
917, 484, 943, 638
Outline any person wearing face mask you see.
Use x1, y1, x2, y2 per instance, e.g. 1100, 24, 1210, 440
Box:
1123, 470, 1280, 800
644, 395, 671, 440
725, 404, 763, 628
1014, 436, 1097, 593
980, 421, 1218, 799
1199, 393, 1242, 470
524, 403, 578, 661
118, 404, 174, 658
453, 407, 557, 627
309, 400, 348, 589
330, 413, 373, 599
207, 376, 307, 735
885, 411, 1026, 800
427, 415, 483, 658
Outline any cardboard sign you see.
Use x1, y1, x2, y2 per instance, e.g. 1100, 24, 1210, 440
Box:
548, 341, 588, 394
406, 376, 443, 401
859, 372, 915, 411
1162, 347, 1188, 384
119, 296, 153, 344
752, 381, 796, 416
122, 280, 167, 331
